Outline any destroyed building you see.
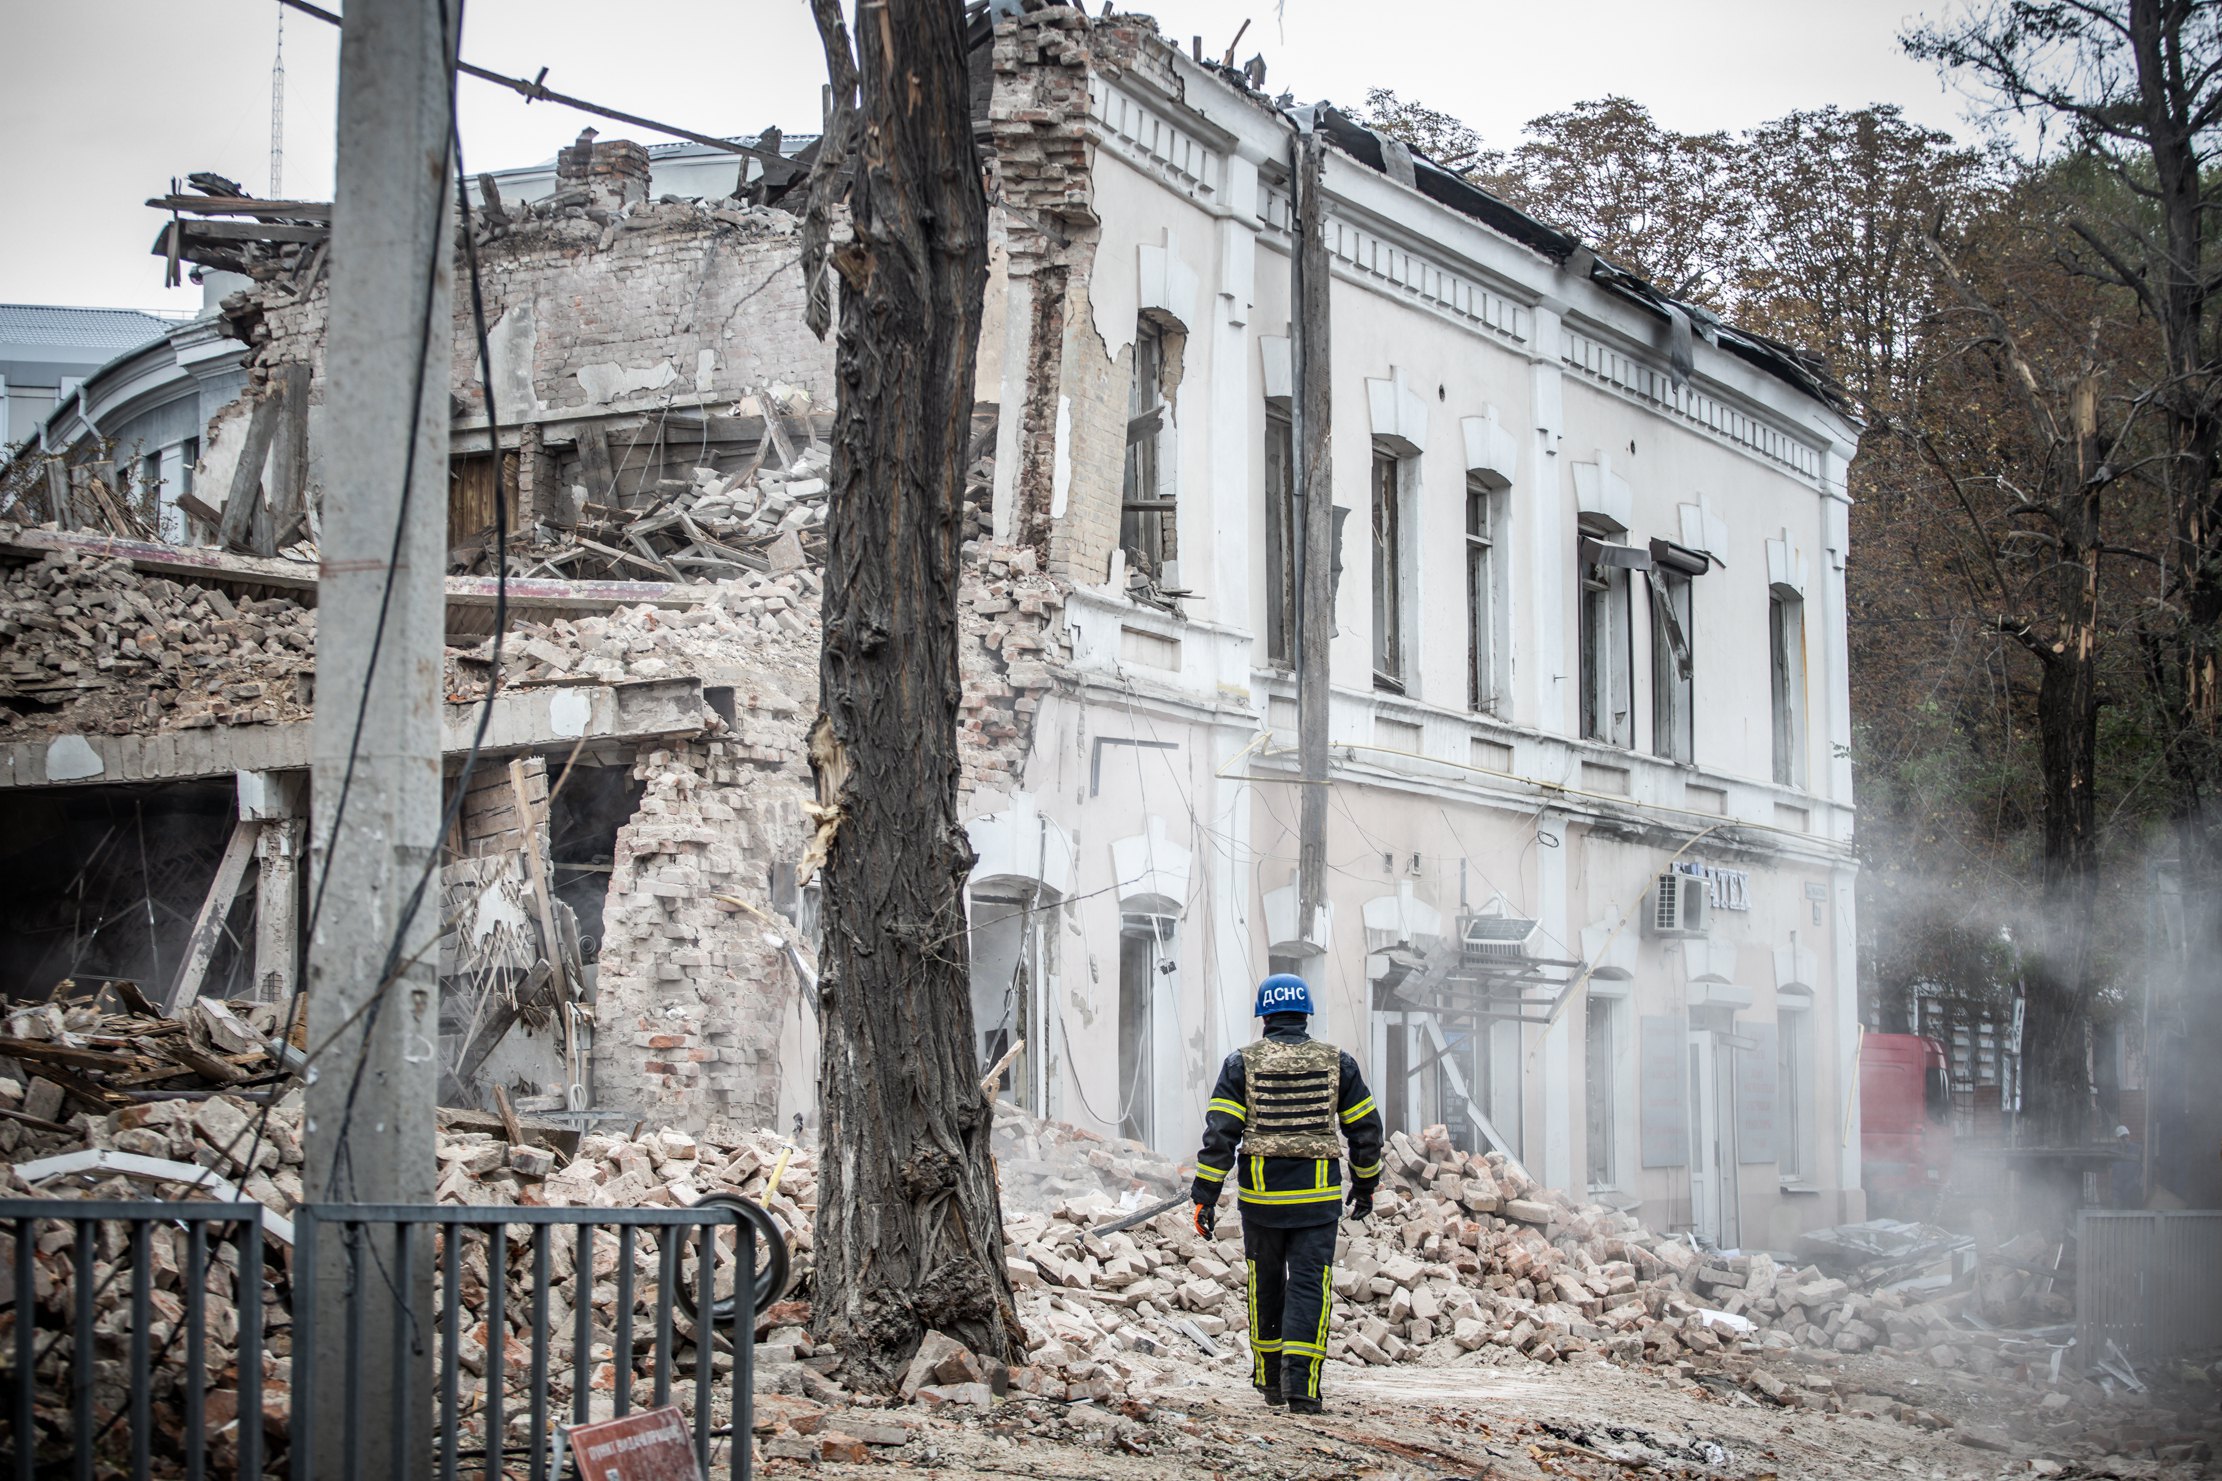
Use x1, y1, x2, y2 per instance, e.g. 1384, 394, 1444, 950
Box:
4, 7, 1864, 1249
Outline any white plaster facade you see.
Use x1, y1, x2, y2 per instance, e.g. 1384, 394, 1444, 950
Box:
965, 22, 1865, 1249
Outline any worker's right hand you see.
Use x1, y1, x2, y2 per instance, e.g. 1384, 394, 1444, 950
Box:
1193, 1200, 1217, 1239
1345, 1187, 1374, 1223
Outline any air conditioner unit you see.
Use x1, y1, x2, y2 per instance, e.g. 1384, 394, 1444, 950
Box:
1647, 871, 1710, 939
1461, 913, 1541, 964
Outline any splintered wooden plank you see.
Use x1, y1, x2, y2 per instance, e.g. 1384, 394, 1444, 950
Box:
164, 819, 262, 1014
219, 392, 282, 553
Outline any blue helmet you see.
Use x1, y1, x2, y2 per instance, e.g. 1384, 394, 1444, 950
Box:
1253, 973, 1315, 1018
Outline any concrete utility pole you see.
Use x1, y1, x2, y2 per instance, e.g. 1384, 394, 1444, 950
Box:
303, 0, 455, 1468
1292, 124, 1334, 963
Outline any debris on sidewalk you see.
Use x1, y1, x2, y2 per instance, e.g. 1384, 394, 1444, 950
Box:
7, 1082, 2217, 1474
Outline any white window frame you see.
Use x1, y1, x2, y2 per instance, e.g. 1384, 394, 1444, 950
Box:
1120, 318, 1178, 583
1580, 537, 1635, 748
1117, 910, 1176, 1146
1770, 588, 1807, 787
1651, 570, 1694, 763
1584, 989, 1634, 1192
1370, 443, 1414, 692
1777, 995, 1816, 1186
1466, 474, 1505, 714
1264, 406, 1296, 668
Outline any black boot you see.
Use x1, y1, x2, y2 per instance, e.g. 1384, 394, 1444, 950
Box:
1286, 1394, 1323, 1415
1254, 1362, 1285, 1406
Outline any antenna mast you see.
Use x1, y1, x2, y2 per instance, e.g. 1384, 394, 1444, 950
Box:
270, 9, 285, 197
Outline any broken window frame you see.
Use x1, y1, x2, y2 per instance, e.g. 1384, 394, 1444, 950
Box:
1264, 407, 1297, 668
1649, 569, 1694, 764
1770, 588, 1807, 787
1119, 320, 1178, 582
1371, 445, 1406, 692
1578, 535, 1638, 748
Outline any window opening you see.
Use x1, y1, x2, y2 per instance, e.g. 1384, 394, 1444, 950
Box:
1586, 994, 1621, 1187
1372, 447, 1404, 690
1770, 591, 1806, 786
1467, 476, 1498, 712
1120, 321, 1176, 581
1651, 571, 1694, 763
1579, 540, 1636, 747
1118, 913, 1173, 1144
1778, 1005, 1813, 1183
1264, 409, 1296, 668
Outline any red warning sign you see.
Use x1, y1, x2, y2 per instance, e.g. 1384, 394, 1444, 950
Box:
566, 1406, 703, 1481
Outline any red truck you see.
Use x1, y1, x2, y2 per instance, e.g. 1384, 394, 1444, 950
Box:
1860, 1033, 1953, 1216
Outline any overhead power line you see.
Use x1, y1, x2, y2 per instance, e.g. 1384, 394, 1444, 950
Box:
275, 0, 781, 163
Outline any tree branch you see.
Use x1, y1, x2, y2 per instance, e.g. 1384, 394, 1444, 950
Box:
800, 0, 861, 342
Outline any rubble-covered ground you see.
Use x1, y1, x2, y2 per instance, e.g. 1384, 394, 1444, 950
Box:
4, 1006, 2215, 1477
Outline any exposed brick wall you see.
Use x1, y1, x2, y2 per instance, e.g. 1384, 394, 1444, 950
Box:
982, 7, 1181, 590
985, 6, 1102, 578
206, 187, 835, 506
957, 542, 1068, 800
593, 734, 811, 1131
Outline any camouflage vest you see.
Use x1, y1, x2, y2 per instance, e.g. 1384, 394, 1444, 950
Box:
1239, 1038, 1343, 1157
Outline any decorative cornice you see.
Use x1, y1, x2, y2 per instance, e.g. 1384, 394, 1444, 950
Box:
1562, 325, 1823, 483
1087, 78, 1220, 202
1260, 184, 1531, 349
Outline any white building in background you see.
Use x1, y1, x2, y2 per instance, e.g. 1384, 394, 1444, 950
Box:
0, 11, 1866, 1251
956, 13, 1866, 1249
1, 305, 183, 450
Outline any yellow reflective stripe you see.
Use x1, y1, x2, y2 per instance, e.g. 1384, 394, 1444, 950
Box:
1248, 1259, 1272, 1384
1194, 1163, 1230, 1183
1251, 1154, 1264, 1189
1314, 1158, 1326, 1190
1350, 1160, 1382, 1179
1306, 1261, 1324, 1358
1339, 1095, 1377, 1125
1207, 1098, 1247, 1121
1282, 1340, 1327, 1358
1236, 1185, 1347, 1204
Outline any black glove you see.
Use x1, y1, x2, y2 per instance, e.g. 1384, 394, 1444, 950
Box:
1345, 1186, 1374, 1223
1193, 1200, 1217, 1238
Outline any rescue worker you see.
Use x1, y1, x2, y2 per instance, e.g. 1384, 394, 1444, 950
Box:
1189, 973, 1385, 1413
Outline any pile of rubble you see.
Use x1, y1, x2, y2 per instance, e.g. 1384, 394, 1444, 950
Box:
545, 432, 834, 585
992, 1099, 1184, 1213
0, 1068, 2153, 1469
991, 1120, 2078, 1413
2, 991, 299, 1135
0, 542, 314, 738
457, 573, 822, 699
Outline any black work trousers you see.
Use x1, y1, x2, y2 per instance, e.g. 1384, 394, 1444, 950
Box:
1241, 1219, 1337, 1400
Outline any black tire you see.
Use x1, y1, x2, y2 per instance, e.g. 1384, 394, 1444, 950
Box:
673, 1192, 792, 1326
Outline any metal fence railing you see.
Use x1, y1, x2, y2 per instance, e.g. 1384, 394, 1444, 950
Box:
6, 1196, 778, 1480
7, 1198, 270, 1481
294, 1204, 758, 1481
2077, 1209, 2222, 1365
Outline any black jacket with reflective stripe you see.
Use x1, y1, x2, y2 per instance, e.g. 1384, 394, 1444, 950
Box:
1190, 1024, 1386, 1229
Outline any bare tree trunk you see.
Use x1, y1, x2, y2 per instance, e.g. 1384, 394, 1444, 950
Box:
2022, 377, 2105, 1146
800, 0, 1020, 1385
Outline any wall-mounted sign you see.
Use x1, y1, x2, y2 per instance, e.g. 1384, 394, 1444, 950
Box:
1672, 859, 1751, 912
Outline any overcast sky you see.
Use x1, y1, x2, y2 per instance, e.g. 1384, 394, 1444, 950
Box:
4, 1, 1973, 313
